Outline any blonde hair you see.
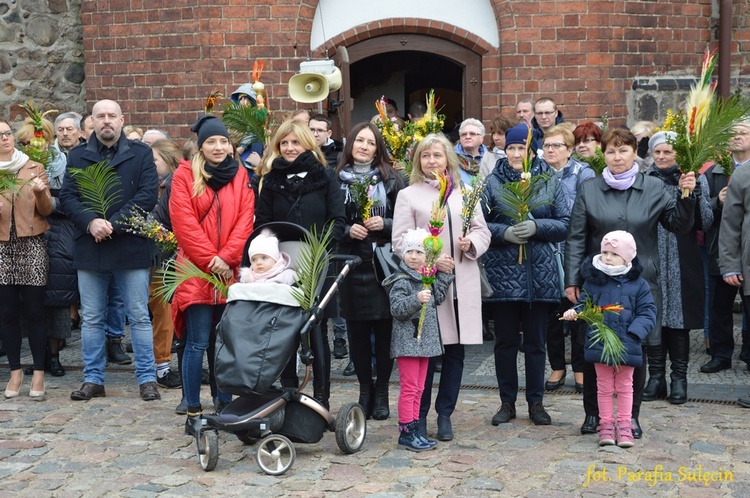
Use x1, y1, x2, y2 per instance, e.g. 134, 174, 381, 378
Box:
630, 121, 657, 137
17, 117, 54, 145
191, 152, 210, 197
264, 120, 326, 171
543, 125, 575, 148
409, 133, 461, 185
123, 125, 144, 139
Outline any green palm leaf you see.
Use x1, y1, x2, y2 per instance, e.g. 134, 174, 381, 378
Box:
153, 258, 230, 304
493, 173, 551, 223
221, 101, 270, 146
68, 161, 123, 218
573, 148, 606, 175
0, 172, 28, 196
290, 224, 334, 310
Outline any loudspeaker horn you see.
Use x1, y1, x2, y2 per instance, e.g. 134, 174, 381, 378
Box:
288, 60, 342, 103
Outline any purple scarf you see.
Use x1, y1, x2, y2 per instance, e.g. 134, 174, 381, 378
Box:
602, 163, 639, 190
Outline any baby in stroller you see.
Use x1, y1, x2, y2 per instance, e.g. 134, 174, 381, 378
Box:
191, 222, 366, 474
238, 228, 297, 285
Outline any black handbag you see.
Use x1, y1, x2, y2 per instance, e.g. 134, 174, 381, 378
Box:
373, 242, 401, 283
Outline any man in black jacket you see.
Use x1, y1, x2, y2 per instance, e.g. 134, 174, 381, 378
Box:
309, 114, 343, 169
61, 99, 161, 402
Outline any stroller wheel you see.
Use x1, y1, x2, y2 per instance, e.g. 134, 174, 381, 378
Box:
199, 430, 219, 471
335, 402, 367, 454
236, 430, 257, 446
256, 434, 295, 475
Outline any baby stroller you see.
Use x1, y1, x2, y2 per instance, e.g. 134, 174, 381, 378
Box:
192, 222, 366, 474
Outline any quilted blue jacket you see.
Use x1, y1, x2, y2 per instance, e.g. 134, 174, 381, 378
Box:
480, 158, 569, 303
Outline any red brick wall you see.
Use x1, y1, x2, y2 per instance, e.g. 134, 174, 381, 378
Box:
81, 0, 735, 139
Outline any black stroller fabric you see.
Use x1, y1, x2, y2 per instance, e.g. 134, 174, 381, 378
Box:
215, 299, 307, 397
279, 401, 327, 443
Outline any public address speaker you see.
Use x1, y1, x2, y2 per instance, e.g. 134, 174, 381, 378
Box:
288, 60, 342, 104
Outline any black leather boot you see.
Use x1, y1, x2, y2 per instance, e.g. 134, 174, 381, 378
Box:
107, 337, 133, 365
642, 344, 666, 401
667, 330, 689, 405
371, 382, 390, 420
358, 381, 374, 419
49, 354, 65, 377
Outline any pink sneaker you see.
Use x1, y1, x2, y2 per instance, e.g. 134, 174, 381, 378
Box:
597, 422, 615, 446
617, 424, 635, 448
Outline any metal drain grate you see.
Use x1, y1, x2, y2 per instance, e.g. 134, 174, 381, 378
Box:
331, 377, 747, 405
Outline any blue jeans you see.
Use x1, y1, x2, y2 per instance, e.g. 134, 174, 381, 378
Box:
78, 269, 155, 385
105, 279, 126, 340
181, 304, 231, 410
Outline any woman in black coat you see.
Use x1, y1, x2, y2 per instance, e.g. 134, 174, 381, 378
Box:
565, 128, 697, 438
254, 120, 346, 409
642, 131, 713, 404
336, 122, 404, 420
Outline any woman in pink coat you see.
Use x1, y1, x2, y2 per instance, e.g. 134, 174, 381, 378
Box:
392, 133, 490, 442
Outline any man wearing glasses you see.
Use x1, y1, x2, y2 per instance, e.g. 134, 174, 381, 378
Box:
531, 97, 565, 158
309, 114, 343, 169
454, 118, 488, 184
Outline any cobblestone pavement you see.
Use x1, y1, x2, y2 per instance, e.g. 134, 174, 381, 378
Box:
1, 323, 749, 496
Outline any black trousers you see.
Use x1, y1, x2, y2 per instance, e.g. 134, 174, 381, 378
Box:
348, 318, 393, 388
0, 285, 47, 371
547, 297, 585, 373
583, 345, 647, 419
419, 343, 465, 419
491, 301, 552, 404
708, 276, 742, 362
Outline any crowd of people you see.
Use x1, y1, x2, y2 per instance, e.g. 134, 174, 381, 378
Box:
2, 90, 750, 455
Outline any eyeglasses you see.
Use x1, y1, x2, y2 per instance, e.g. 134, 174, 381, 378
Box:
460, 132, 482, 138
0, 131, 13, 139
309, 128, 328, 135
535, 111, 556, 117
580, 137, 598, 144
542, 142, 567, 151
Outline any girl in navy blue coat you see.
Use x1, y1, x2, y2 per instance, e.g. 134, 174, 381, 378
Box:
563, 231, 656, 448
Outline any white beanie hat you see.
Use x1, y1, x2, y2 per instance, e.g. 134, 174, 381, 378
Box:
401, 228, 429, 256
248, 229, 281, 261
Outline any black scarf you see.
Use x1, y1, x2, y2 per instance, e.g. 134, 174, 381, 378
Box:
205, 156, 239, 191
650, 164, 680, 186
271, 150, 320, 176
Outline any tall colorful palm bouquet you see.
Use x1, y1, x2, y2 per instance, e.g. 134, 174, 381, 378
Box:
662, 48, 750, 197
570, 296, 625, 366
375, 96, 414, 172
375, 90, 446, 176
494, 122, 550, 263
411, 90, 445, 142
416, 171, 453, 341
19, 100, 58, 170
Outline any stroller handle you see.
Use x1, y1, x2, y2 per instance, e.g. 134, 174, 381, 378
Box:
298, 255, 361, 366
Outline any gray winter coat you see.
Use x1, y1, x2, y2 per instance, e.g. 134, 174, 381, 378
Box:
385, 262, 454, 359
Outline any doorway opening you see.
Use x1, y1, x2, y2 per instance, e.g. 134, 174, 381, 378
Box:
349, 51, 463, 136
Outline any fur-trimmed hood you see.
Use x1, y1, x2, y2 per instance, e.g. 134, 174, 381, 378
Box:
579, 254, 644, 286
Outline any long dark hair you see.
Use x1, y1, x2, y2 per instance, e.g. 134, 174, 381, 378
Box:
337, 122, 396, 181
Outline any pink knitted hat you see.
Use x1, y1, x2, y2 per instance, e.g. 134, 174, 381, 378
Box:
601, 230, 637, 264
